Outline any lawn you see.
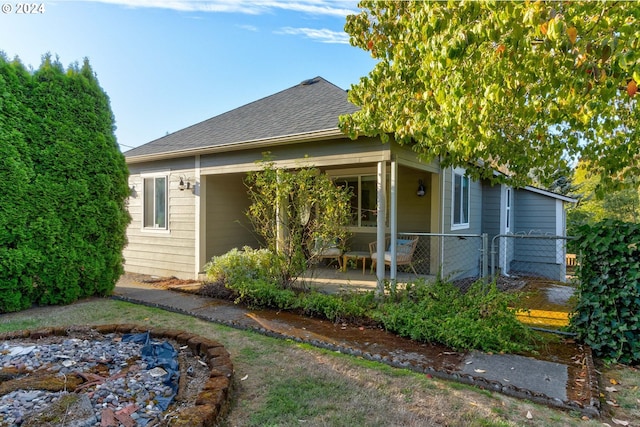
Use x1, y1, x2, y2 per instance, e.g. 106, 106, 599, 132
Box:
1, 298, 637, 427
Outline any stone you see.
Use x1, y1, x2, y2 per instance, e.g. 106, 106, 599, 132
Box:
22, 393, 97, 427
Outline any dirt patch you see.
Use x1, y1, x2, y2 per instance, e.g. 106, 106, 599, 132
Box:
141, 276, 200, 288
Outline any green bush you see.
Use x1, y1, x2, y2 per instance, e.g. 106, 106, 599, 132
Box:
300, 291, 376, 323
373, 279, 535, 353
205, 247, 296, 309
205, 249, 536, 353
570, 220, 640, 364
0, 54, 130, 313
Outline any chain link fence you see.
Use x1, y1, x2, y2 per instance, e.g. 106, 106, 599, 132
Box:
396, 232, 574, 284
490, 233, 575, 282
398, 232, 487, 279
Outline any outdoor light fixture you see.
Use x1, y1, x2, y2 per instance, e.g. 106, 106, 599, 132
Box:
417, 179, 426, 197
178, 177, 191, 191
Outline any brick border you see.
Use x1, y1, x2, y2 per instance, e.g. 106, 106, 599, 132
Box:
0, 324, 234, 427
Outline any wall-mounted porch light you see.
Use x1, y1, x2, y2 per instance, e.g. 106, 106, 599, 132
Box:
178, 177, 191, 191
416, 179, 426, 197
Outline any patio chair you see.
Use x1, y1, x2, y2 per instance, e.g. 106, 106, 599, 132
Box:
369, 236, 419, 275
312, 237, 343, 269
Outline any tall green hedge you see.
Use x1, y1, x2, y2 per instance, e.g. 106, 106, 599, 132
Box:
570, 220, 640, 364
0, 54, 130, 313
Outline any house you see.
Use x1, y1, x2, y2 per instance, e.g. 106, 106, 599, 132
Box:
123, 77, 576, 283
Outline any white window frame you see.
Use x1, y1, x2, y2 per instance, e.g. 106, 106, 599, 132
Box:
142, 173, 169, 232
332, 172, 388, 230
451, 168, 470, 230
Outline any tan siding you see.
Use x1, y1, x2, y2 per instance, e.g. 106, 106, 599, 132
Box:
124, 164, 198, 279
397, 167, 431, 232
205, 174, 256, 261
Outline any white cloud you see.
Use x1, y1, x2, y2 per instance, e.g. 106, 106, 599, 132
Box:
237, 24, 259, 32
277, 26, 349, 44
91, 0, 358, 17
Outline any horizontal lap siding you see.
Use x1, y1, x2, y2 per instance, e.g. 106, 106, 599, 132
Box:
512, 191, 557, 263
124, 167, 197, 279
206, 174, 255, 261
441, 168, 483, 279
514, 191, 556, 234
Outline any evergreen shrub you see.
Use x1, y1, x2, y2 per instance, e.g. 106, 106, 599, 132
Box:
0, 54, 130, 312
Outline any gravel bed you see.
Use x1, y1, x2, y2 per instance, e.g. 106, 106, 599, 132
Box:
0, 334, 179, 426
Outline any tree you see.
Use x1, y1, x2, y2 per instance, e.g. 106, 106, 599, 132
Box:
245, 161, 352, 288
0, 54, 130, 312
340, 1, 639, 188
568, 160, 639, 227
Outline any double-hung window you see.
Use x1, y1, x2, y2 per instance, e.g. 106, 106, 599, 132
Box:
452, 168, 470, 230
143, 176, 167, 229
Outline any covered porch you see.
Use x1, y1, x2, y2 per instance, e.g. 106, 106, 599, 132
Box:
299, 262, 437, 294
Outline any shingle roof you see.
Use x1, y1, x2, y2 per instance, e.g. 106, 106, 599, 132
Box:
124, 77, 358, 158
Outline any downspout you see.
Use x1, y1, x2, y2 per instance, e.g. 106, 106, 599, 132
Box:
390, 156, 398, 281
194, 155, 204, 279
376, 161, 387, 296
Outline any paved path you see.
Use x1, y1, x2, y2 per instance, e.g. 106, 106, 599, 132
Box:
113, 276, 599, 416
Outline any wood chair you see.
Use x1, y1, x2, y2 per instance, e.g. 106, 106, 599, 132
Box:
369, 236, 419, 275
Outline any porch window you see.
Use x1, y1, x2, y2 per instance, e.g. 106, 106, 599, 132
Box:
335, 175, 379, 228
452, 169, 470, 229
143, 176, 167, 229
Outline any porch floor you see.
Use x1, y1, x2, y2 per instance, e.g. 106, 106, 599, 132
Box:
298, 263, 435, 294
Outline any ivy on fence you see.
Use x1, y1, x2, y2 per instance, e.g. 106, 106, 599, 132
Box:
570, 220, 640, 364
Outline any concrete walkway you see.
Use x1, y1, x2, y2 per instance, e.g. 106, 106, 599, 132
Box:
113, 275, 599, 417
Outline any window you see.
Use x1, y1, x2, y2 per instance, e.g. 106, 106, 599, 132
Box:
452, 169, 470, 229
335, 175, 379, 228
143, 176, 167, 229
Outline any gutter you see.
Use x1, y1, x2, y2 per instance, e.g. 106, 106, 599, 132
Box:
124, 128, 347, 164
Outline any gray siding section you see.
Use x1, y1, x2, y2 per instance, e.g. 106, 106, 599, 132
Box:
441, 168, 483, 279
510, 190, 562, 279
482, 182, 501, 238
513, 190, 557, 234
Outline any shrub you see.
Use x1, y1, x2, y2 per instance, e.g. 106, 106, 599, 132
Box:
570, 220, 640, 364
0, 54, 130, 313
204, 247, 297, 309
373, 279, 535, 353
299, 291, 376, 323
245, 160, 352, 287
205, 249, 536, 354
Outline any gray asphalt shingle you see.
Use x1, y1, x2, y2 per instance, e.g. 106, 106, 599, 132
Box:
124, 77, 358, 158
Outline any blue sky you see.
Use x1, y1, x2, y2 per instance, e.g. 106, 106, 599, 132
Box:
0, 0, 377, 151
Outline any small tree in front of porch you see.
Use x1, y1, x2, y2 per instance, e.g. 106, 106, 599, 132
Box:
244, 161, 352, 288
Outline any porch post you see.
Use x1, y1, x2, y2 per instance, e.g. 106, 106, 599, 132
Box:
276, 169, 287, 252
376, 161, 387, 295
390, 156, 398, 281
